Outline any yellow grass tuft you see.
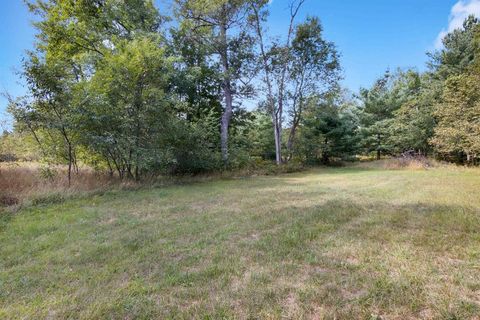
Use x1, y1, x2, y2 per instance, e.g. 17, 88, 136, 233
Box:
355, 157, 451, 171
0, 162, 116, 208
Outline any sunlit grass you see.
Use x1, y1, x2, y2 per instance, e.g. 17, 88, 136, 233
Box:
1, 165, 480, 319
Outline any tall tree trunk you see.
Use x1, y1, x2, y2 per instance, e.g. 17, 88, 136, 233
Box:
219, 8, 233, 166
251, 4, 281, 165
221, 82, 233, 166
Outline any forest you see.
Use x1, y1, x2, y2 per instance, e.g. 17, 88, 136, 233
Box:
1, 0, 479, 182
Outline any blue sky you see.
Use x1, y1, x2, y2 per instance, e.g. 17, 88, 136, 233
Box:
1, 0, 479, 129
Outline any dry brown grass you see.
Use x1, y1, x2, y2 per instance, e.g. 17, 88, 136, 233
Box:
0, 161, 300, 209
355, 157, 449, 170
0, 162, 117, 208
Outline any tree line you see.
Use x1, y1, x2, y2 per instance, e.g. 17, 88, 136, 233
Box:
3, 0, 480, 182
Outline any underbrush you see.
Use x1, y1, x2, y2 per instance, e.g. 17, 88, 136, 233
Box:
0, 162, 119, 210
237, 159, 306, 176
385, 155, 438, 169
355, 156, 450, 170
0, 161, 307, 210
5, 157, 461, 211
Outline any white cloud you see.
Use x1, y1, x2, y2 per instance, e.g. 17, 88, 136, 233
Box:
435, 0, 480, 48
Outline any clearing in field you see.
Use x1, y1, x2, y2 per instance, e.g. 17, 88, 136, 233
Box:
1, 166, 480, 319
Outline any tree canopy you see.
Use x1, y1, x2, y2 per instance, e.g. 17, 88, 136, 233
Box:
4, 2, 480, 177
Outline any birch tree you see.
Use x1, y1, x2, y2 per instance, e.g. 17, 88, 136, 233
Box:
250, 0, 305, 164
250, 1, 339, 163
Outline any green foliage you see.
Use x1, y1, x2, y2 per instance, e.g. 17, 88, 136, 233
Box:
0, 131, 40, 161
428, 16, 480, 163
429, 15, 480, 80
170, 26, 223, 122
167, 113, 222, 174
79, 36, 178, 178
285, 16, 341, 158
431, 74, 480, 163
248, 111, 276, 160
11, 0, 232, 177
39, 165, 58, 181
358, 69, 436, 159
174, 0, 257, 164
358, 71, 402, 159
298, 94, 359, 164
289, 16, 340, 89
8, 1, 480, 175
388, 72, 435, 155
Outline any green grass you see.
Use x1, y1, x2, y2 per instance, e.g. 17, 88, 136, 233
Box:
1, 166, 480, 319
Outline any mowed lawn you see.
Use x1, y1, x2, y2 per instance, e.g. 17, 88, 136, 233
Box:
1, 167, 480, 319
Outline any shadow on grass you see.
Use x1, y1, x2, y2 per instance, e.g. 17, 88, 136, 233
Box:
1, 179, 480, 319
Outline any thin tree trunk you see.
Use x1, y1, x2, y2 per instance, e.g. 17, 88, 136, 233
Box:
276, 0, 305, 164
67, 143, 72, 187
251, 1, 304, 166
107, 149, 123, 179
274, 1, 304, 164
274, 115, 282, 164
105, 156, 114, 177
286, 124, 297, 160
60, 126, 73, 187
72, 149, 79, 174
133, 74, 144, 180
251, 4, 282, 165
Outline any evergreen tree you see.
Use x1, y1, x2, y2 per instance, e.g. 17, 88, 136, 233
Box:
299, 93, 358, 164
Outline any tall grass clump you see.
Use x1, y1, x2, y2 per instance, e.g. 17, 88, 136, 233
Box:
0, 162, 117, 208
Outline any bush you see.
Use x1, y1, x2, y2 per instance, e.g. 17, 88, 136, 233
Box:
0, 153, 18, 162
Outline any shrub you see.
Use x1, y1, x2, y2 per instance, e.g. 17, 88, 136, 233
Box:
0, 153, 18, 162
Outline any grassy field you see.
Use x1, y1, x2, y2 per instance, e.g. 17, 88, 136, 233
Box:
1, 165, 480, 319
